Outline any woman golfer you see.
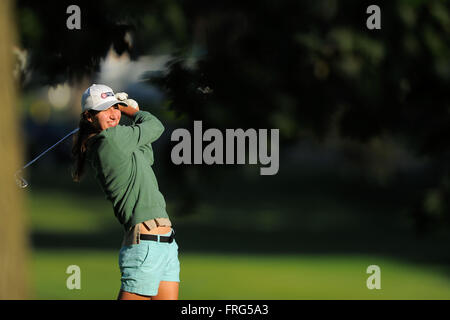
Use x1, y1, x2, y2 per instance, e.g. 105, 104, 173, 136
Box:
72, 84, 180, 300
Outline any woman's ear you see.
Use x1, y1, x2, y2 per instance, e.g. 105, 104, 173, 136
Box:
83, 111, 93, 123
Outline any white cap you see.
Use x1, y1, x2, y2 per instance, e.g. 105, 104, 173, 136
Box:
81, 84, 127, 112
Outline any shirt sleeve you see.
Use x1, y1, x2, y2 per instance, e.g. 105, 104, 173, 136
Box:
104, 110, 164, 155
139, 143, 155, 166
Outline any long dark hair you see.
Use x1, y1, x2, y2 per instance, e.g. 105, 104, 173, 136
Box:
72, 110, 100, 182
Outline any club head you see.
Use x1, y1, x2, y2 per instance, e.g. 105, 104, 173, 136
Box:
15, 171, 29, 189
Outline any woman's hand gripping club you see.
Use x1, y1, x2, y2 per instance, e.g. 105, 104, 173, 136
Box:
115, 92, 140, 117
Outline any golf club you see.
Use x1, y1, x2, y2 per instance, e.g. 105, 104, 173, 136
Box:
15, 128, 79, 188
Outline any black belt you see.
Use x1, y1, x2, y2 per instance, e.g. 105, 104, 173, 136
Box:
140, 230, 175, 243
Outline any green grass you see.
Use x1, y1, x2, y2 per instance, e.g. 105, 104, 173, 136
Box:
25, 184, 450, 300
30, 250, 450, 300
26, 190, 115, 234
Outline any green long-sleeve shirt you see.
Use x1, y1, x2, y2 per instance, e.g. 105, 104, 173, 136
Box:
86, 110, 169, 231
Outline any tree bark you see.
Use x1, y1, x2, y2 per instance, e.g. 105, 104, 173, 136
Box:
0, 0, 30, 299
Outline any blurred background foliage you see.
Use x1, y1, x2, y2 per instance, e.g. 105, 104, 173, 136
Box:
15, 0, 450, 231
10, 0, 450, 298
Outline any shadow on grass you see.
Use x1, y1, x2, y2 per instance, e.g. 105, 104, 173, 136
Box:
28, 159, 450, 270
31, 223, 450, 268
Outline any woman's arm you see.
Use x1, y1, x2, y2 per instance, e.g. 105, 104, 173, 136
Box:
139, 143, 155, 166
121, 104, 157, 164
119, 104, 139, 118
104, 107, 164, 155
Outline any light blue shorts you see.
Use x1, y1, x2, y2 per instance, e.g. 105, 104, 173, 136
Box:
118, 230, 180, 296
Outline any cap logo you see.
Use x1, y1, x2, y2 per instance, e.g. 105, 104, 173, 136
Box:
101, 92, 114, 99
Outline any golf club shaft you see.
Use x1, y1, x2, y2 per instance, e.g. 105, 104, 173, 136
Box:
22, 128, 79, 170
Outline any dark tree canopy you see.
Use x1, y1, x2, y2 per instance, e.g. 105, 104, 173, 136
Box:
16, 0, 450, 228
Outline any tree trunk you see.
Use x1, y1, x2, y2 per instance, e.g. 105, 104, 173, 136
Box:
0, 0, 30, 299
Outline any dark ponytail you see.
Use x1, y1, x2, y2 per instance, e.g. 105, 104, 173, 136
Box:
72, 110, 100, 182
